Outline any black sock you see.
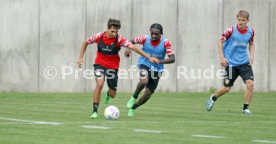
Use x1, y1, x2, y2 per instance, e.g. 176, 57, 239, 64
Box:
133, 93, 139, 99
131, 90, 152, 110
212, 95, 217, 101
107, 91, 110, 97
93, 103, 99, 113
243, 104, 249, 110
131, 104, 138, 110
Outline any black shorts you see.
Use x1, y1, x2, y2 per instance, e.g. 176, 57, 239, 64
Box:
94, 64, 118, 90
223, 64, 254, 87
139, 64, 162, 92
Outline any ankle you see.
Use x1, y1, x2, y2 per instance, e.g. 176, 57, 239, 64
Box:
211, 95, 217, 101
243, 104, 249, 110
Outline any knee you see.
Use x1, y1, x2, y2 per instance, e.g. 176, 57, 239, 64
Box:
96, 81, 104, 89
140, 79, 149, 86
246, 80, 254, 90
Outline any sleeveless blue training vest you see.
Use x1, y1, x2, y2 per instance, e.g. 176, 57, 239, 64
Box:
223, 25, 253, 66
138, 35, 166, 72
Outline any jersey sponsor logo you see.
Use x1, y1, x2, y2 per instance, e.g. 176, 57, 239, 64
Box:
100, 46, 112, 52
151, 53, 163, 57
231, 41, 248, 47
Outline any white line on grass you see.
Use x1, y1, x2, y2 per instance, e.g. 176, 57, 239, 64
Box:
0, 117, 159, 125
174, 121, 275, 124
191, 134, 226, 139
0, 122, 31, 125
134, 129, 163, 133
0, 117, 62, 125
81, 125, 111, 129
252, 140, 276, 144
1, 117, 274, 125
74, 121, 159, 124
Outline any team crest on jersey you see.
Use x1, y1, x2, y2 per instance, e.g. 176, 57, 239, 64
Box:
224, 79, 230, 85
140, 69, 148, 76
95, 71, 102, 77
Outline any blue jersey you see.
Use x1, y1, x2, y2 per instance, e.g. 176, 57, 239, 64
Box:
223, 25, 253, 67
138, 36, 166, 72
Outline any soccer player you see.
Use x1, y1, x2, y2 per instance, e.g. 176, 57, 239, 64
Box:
77, 18, 159, 119
125, 23, 175, 117
206, 10, 255, 115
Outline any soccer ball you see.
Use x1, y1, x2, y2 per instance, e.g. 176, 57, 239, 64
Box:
104, 105, 120, 120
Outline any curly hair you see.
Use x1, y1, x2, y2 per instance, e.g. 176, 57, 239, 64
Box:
150, 23, 163, 34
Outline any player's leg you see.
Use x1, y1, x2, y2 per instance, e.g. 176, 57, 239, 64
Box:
214, 86, 232, 97
134, 76, 148, 97
90, 65, 106, 118
104, 69, 118, 104
206, 66, 238, 111
240, 65, 254, 114
128, 71, 160, 116
127, 81, 147, 108
243, 79, 254, 107
127, 66, 149, 108
107, 88, 116, 98
128, 88, 153, 116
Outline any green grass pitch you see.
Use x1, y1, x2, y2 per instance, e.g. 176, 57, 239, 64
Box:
0, 92, 276, 144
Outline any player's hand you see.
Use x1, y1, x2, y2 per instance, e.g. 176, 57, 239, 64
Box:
77, 58, 84, 68
220, 58, 228, 67
249, 56, 254, 65
124, 49, 131, 57
149, 57, 160, 64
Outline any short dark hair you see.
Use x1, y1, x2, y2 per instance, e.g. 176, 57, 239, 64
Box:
107, 18, 121, 29
150, 23, 163, 34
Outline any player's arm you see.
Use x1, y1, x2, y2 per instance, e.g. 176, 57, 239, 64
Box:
77, 41, 88, 68
160, 54, 175, 64
120, 36, 159, 63
249, 29, 255, 65
159, 40, 175, 64
124, 40, 133, 57
124, 36, 146, 57
128, 44, 160, 63
218, 26, 233, 67
130, 39, 137, 44
218, 39, 228, 67
77, 33, 101, 68
249, 42, 254, 65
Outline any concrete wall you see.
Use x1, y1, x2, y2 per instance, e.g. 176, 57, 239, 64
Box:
39, 0, 86, 92
177, 0, 223, 92
0, 0, 39, 92
0, 0, 275, 92
269, 0, 276, 91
